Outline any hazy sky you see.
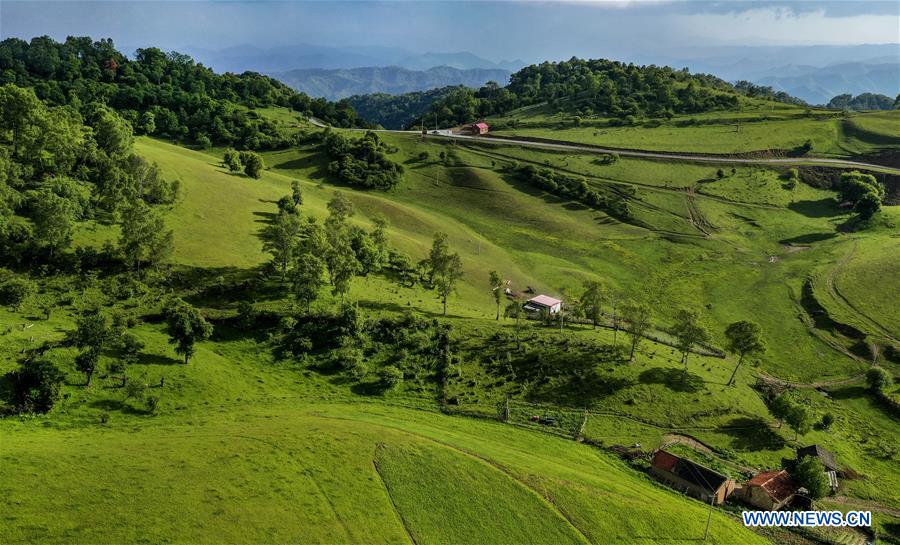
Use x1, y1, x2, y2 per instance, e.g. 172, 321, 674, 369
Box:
2, 1, 898, 63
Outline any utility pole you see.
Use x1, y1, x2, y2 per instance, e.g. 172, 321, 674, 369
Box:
703, 495, 714, 540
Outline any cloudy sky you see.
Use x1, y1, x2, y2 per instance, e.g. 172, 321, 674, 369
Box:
2, 1, 898, 63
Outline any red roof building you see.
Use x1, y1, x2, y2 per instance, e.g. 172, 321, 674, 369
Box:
472, 122, 490, 135
650, 450, 735, 505
744, 470, 799, 511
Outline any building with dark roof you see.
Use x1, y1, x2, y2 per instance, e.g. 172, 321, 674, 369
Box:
650, 450, 735, 505
744, 470, 799, 510
797, 445, 839, 472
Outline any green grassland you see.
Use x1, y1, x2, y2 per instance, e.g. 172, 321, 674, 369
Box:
3, 117, 900, 544
490, 106, 899, 157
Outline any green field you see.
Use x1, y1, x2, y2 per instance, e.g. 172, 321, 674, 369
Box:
3, 114, 900, 544
490, 107, 899, 157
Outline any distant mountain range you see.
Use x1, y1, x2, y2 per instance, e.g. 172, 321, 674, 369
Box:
182, 43, 524, 74
181, 42, 897, 107
271, 66, 511, 100
755, 62, 898, 105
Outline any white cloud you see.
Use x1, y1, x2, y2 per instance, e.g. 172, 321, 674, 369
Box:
675, 7, 900, 45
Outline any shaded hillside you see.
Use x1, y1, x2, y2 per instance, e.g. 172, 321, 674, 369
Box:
272, 65, 510, 100
347, 86, 459, 129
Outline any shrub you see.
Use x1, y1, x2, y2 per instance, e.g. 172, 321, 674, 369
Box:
0, 273, 35, 310
9, 359, 65, 413
820, 412, 834, 430
866, 366, 893, 392
378, 365, 403, 390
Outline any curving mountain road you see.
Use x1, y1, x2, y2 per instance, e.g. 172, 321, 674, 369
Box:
313, 116, 900, 173
429, 133, 900, 174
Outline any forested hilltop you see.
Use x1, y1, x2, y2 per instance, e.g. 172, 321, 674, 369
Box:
0, 36, 371, 149
398, 58, 808, 129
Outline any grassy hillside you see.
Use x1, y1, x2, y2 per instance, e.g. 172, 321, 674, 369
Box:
4, 120, 899, 545
489, 106, 899, 157
1, 402, 775, 545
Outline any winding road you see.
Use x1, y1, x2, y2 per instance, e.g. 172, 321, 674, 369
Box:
311, 116, 900, 174
431, 133, 900, 174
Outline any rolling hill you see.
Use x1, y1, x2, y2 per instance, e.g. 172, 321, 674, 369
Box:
2, 40, 899, 545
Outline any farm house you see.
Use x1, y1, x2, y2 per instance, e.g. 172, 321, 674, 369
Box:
650, 450, 735, 505
470, 122, 490, 135
523, 295, 562, 314
743, 470, 799, 511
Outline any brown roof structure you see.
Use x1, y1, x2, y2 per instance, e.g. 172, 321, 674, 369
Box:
797, 445, 838, 471
748, 470, 799, 503
651, 450, 729, 494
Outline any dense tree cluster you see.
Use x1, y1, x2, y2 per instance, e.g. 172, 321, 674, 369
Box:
0, 36, 369, 150
322, 130, 403, 189
838, 171, 884, 220
347, 86, 458, 130
827, 93, 896, 111
514, 164, 631, 220
0, 84, 176, 265
412, 59, 745, 128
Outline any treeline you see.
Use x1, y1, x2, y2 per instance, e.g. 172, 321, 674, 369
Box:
514, 164, 632, 220
732, 81, 807, 106
321, 130, 404, 189
409, 58, 749, 128
0, 83, 176, 268
0, 36, 370, 149
826, 93, 898, 111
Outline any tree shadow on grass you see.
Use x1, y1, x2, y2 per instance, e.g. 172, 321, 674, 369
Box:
779, 232, 837, 245
134, 353, 183, 366
717, 416, 785, 451
787, 199, 842, 218
89, 398, 146, 415
828, 385, 867, 400
638, 367, 705, 393
350, 381, 390, 396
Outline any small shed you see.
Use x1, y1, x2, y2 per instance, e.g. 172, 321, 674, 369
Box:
797, 445, 839, 472
650, 450, 735, 505
744, 470, 799, 511
471, 122, 490, 135
523, 295, 562, 314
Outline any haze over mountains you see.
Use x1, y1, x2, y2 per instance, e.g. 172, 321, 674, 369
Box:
182, 42, 898, 105
272, 66, 510, 101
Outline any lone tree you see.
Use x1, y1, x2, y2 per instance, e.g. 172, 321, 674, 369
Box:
580, 280, 607, 329
672, 309, 709, 376
291, 180, 303, 206
291, 253, 326, 312
426, 232, 464, 316
164, 299, 213, 364
504, 301, 526, 350
262, 209, 302, 279
770, 393, 812, 440
838, 171, 884, 221
70, 310, 115, 386
865, 366, 893, 392
621, 300, 652, 361
119, 200, 174, 273
724, 320, 766, 386
489, 271, 503, 320
794, 456, 829, 500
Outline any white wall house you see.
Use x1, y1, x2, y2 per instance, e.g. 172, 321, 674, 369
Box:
523, 295, 562, 314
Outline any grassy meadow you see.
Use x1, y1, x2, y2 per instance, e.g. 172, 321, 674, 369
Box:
3, 110, 899, 545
